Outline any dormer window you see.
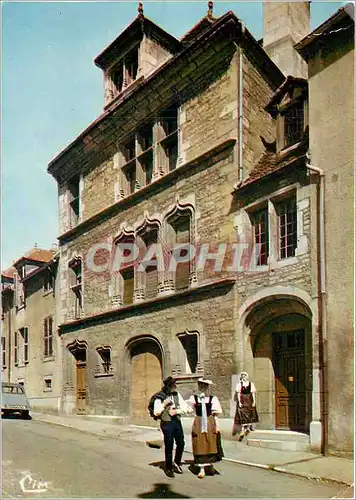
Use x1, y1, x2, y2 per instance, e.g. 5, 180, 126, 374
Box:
111, 61, 124, 94
68, 175, 81, 228
124, 47, 138, 85
265, 77, 308, 153
107, 47, 139, 102
282, 99, 304, 149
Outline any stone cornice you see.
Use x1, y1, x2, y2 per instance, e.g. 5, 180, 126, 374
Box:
58, 138, 236, 244
58, 277, 236, 333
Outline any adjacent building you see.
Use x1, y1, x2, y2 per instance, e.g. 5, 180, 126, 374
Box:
295, 2, 355, 453
1, 248, 61, 413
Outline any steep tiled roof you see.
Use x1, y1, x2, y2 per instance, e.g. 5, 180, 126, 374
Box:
236, 141, 308, 190
1, 267, 16, 279
13, 248, 55, 267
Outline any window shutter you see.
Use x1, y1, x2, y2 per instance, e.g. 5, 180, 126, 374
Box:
145, 266, 158, 299
14, 274, 18, 308
48, 316, 53, 356
175, 218, 190, 292
44, 318, 48, 357
122, 267, 134, 305
143, 229, 158, 299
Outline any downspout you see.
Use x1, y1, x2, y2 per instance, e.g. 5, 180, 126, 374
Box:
234, 19, 245, 182
7, 295, 12, 383
306, 154, 328, 456
238, 42, 243, 181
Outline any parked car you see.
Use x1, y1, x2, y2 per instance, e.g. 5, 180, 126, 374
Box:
1, 382, 31, 419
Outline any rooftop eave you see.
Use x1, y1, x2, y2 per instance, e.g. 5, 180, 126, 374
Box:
295, 4, 355, 60
264, 76, 308, 116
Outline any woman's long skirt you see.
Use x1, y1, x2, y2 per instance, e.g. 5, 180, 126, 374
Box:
191, 415, 224, 464
234, 393, 259, 426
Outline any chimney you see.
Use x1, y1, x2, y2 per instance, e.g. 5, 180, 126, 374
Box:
263, 1, 310, 78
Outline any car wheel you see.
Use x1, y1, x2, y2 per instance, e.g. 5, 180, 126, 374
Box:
22, 410, 30, 420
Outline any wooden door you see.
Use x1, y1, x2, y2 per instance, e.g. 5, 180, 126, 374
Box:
273, 330, 306, 431
131, 352, 162, 423
76, 360, 87, 414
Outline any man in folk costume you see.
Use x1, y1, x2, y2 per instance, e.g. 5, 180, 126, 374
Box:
188, 378, 224, 478
233, 371, 259, 441
153, 376, 191, 478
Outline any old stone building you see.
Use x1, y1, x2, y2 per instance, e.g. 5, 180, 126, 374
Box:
1, 248, 61, 413
295, 3, 354, 453
45, 1, 354, 455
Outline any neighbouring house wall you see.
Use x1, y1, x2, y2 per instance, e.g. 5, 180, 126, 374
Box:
308, 39, 354, 452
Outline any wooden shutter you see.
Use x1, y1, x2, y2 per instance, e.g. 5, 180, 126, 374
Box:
48, 316, 53, 356
143, 230, 158, 299
44, 318, 48, 357
175, 217, 190, 292
122, 267, 134, 305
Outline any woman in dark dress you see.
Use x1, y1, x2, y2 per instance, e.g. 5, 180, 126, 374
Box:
233, 372, 259, 441
188, 378, 224, 478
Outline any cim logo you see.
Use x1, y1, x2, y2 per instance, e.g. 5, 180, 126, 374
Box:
19, 474, 49, 494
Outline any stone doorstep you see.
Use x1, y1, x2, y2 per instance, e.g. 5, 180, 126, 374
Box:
247, 438, 311, 452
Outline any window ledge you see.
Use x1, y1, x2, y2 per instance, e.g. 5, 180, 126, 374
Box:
270, 256, 299, 269
94, 372, 114, 378
43, 388, 53, 392
59, 277, 236, 331
43, 356, 55, 363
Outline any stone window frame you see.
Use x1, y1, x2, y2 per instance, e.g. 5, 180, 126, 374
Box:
114, 104, 179, 201
173, 330, 203, 377
276, 95, 308, 153
67, 174, 82, 229
17, 326, 29, 366
43, 376, 53, 392
111, 228, 136, 307
68, 256, 84, 320
135, 217, 161, 302
43, 267, 55, 296
242, 185, 302, 271
94, 345, 114, 378
106, 44, 140, 102
161, 201, 197, 294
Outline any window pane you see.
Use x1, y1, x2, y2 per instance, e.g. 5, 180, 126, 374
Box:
252, 209, 269, 265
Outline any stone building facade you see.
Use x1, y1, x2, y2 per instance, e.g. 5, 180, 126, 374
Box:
42, 2, 353, 455
1, 248, 61, 413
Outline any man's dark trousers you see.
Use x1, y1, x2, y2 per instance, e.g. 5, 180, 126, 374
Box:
161, 417, 185, 470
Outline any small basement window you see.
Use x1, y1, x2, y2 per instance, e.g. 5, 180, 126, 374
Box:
43, 378, 53, 391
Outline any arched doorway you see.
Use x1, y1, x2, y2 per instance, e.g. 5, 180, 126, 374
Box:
127, 336, 163, 423
244, 297, 313, 432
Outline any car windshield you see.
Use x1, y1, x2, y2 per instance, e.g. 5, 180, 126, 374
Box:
2, 385, 24, 394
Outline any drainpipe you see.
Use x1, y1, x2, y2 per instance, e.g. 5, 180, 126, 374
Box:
306, 154, 328, 456
7, 296, 12, 383
234, 19, 245, 182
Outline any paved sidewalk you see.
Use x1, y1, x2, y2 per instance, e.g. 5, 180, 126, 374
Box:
31, 412, 354, 492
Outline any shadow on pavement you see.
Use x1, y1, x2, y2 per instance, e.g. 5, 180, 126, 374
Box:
137, 483, 191, 498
